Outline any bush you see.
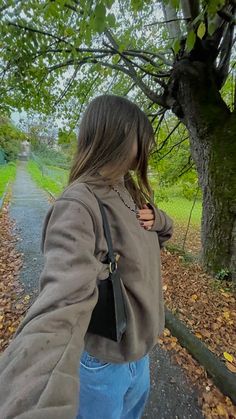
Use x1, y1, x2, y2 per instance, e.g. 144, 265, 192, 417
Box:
0, 117, 26, 162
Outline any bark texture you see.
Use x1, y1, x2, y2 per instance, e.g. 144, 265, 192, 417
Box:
167, 59, 236, 279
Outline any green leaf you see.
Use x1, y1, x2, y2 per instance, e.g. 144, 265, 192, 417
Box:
197, 22, 206, 39
131, 0, 143, 12
207, 0, 225, 15
84, 29, 92, 44
170, 0, 179, 9
118, 43, 127, 53
94, 3, 106, 19
64, 27, 75, 37
71, 47, 77, 60
112, 55, 120, 64
93, 3, 106, 33
107, 13, 116, 27
208, 21, 217, 36
172, 38, 181, 54
186, 30, 196, 52
93, 17, 106, 33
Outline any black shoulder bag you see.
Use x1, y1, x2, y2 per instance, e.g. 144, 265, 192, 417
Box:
87, 194, 127, 342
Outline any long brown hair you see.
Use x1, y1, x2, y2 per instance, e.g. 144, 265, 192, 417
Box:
68, 94, 155, 208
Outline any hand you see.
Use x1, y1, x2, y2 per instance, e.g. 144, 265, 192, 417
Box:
136, 204, 155, 230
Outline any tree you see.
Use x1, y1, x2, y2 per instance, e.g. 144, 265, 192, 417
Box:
19, 114, 59, 148
0, 0, 235, 279
0, 115, 26, 161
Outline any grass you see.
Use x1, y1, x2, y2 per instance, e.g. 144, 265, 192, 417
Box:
43, 164, 69, 188
157, 197, 202, 227
27, 159, 202, 226
0, 162, 17, 197
26, 160, 64, 196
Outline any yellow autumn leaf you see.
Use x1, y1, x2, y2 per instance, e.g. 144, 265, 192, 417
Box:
24, 295, 30, 301
223, 352, 234, 363
216, 403, 228, 416
170, 341, 177, 348
190, 294, 198, 301
164, 328, 171, 337
8, 326, 16, 333
195, 332, 203, 339
223, 311, 230, 319
220, 290, 230, 298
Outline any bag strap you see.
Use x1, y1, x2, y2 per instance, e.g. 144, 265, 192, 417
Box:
93, 193, 117, 270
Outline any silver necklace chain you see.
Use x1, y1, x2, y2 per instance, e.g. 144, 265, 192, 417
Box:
111, 185, 138, 214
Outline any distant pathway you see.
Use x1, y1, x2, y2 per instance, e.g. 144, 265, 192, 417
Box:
9, 160, 204, 419
9, 160, 51, 298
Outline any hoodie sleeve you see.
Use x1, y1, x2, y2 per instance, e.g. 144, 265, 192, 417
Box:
147, 202, 174, 248
0, 197, 101, 419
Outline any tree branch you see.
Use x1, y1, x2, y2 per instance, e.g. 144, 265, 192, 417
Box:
53, 65, 80, 106
102, 41, 169, 69
151, 121, 181, 155
127, 49, 173, 66
153, 112, 166, 136
180, 0, 199, 21
102, 41, 169, 86
45, 47, 114, 55
144, 18, 189, 26
7, 22, 73, 46
104, 29, 168, 106
217, 9, 235, 87
157, 136, 189, 161
178, 160, 194, 178
217, 8, 235, 23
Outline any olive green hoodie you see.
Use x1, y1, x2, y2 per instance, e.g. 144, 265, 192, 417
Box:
0, 175, 173, 419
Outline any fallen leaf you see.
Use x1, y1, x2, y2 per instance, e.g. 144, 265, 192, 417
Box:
216, 403, 228, 416
225, 362, 236, 373
223, 352, 234, 363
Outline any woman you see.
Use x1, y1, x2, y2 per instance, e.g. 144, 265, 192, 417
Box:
0, 94, 173, 419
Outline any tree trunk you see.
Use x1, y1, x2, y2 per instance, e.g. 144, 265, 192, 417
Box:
168, 59, 236, 280
195, 125, 236, 279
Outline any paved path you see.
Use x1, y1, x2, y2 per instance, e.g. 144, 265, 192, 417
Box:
9, 161, 51, 298
9, 161, 204, 418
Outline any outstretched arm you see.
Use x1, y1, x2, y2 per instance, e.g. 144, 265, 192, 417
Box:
0, 197, 101, 419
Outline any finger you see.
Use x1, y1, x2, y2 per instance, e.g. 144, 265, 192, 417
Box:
138, 211, 154, 221
140, 220, 154, 228
138, 209, 153, 216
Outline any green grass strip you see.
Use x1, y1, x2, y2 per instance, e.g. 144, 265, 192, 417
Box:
0, 162, 17, 197
26, 160, 63, 196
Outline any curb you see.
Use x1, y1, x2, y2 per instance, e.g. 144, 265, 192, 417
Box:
165, 307, 236, 405
0, 181, 10, 213
45, 188, 56, 200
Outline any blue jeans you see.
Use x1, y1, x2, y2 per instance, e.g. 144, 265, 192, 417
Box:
76, 350, 150, 419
